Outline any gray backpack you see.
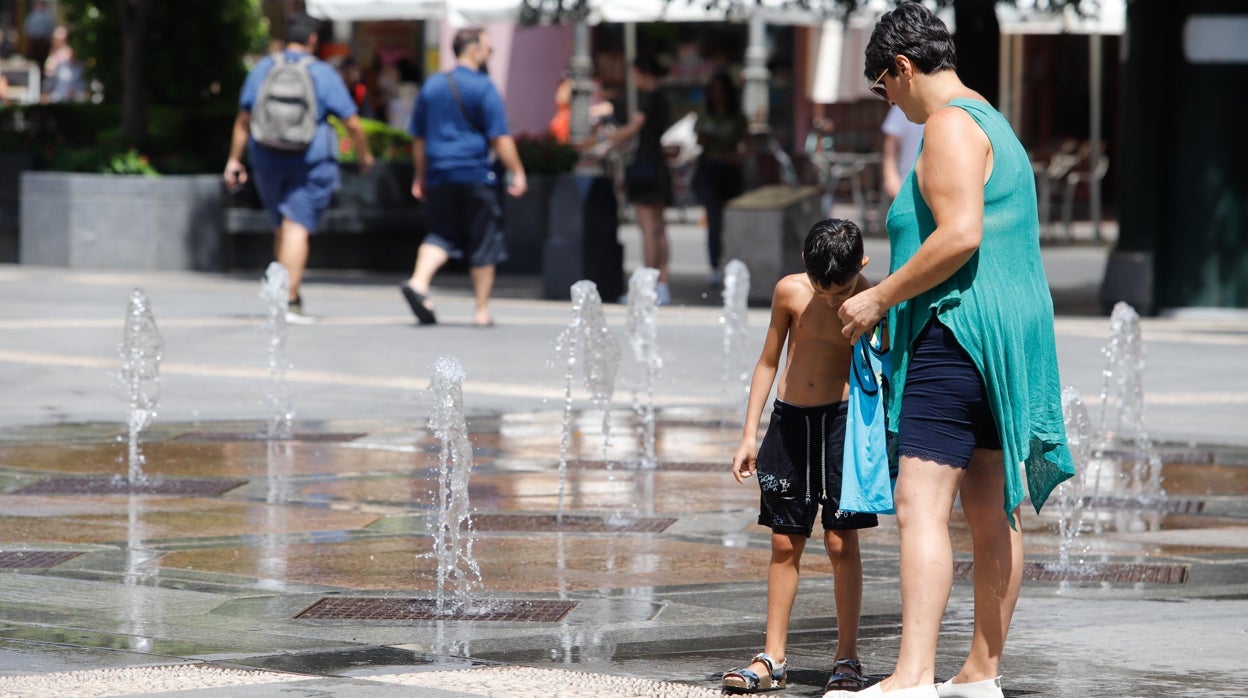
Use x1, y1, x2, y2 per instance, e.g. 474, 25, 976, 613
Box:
250, 53, 318, 151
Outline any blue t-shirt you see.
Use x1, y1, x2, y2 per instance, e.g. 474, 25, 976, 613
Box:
409, 66, 509, 187
239, 50, 358, 170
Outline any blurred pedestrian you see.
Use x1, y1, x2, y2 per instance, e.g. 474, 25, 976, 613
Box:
223, 12, 374, 322
22, 0, 54, 67
41, 26, 85, 103
694, 70, 750, 286
403, 27, 526, 327
881, 104, 925, 200
610, 54, 674, 305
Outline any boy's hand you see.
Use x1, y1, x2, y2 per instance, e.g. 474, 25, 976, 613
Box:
732, 442, 757, 484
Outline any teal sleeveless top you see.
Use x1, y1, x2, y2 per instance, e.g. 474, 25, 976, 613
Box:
885, 98, 1074, 521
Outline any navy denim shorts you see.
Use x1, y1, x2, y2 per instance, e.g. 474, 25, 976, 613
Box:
897, 319, 1002, 469
423, 182, 507, 268
252, 160, 340, 232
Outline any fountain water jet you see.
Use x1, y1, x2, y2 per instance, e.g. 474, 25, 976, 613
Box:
1054, 386, 1096, 571
120, 289, 163, 485
720, 259, 751, 423
555, 280, 620, 523
259, 262, 293, 439
625, 268, 661, 469
1095, 302, 1165, 520
426, 356, 482, 612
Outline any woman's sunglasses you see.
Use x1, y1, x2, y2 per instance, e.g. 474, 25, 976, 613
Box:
869, 68, 889, 101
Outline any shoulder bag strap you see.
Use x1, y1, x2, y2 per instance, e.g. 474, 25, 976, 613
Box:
446, 71, 485, 136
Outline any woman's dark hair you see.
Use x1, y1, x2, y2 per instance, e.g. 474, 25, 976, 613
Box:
705, 70, 740, 117
864, 1, 957, 80
803, 218, 864, 289
633, 54, 669, 79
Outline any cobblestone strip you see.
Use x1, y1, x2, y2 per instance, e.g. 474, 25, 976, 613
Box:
370, 665, 727, 697
0, 664, 309, 697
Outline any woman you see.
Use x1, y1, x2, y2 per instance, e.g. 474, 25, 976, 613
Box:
694, 71, 750, 285
611, 55, 674, 305
827, 4, 1073, 698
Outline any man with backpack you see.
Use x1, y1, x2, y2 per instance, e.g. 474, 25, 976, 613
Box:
401, 27, 526, 328
224, 12, 373, 322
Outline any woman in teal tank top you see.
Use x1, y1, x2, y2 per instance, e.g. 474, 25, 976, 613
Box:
826, 5, 1074, 698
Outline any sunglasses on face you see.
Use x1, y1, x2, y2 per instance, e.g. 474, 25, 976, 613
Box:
869, 68, 889, 101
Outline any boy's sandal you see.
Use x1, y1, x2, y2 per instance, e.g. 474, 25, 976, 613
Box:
825, 658, 867, 692
722, 652, 787, 693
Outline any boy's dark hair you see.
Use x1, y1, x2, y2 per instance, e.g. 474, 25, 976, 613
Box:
285, 12, 321, 45
864, 1, 956, 81
452, 28, 485, 57
803, 218, 864, 289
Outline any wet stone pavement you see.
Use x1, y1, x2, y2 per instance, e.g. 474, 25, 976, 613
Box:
0, 411, 1246, 697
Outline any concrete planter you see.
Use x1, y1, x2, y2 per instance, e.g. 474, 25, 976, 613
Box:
0, 154, 34, 263
541, 174, 622, 301
20, 171, 223, 271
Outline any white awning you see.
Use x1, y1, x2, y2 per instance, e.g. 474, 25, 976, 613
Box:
306, 0, 446, 21
997, 0, 1125, 35
306, 0, 850, 26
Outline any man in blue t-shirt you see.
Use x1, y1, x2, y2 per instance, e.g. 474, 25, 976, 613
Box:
223, 12, 373, 322
400, 27, 526, 327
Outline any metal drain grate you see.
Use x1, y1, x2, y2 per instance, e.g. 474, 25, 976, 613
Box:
175, 432, 364, 443
954, 560, 1188, 584
296, 597, 577, 622
0, 550, 82, 569
15, 477, 247, 497
1081, 497, 1205, 515
566, 459, 724, 473
470, 514, 677, 533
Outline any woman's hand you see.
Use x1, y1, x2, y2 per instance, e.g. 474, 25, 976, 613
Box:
838, 287, 887, 345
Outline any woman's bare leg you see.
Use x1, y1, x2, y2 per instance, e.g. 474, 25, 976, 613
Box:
950, 448, 1022, 684
878, 456, 963, 691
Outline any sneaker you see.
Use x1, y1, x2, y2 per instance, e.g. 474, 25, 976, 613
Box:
935, 677, 1003, 698
655, 282, 672, 306
285, 295, 315, 325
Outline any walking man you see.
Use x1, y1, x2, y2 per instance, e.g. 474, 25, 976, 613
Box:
224, 12, 373, 321
402, 27, 526, 327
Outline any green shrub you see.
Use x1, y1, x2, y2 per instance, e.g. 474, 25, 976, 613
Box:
514, 134, 579, 175
0, 103, 236, 174
330, 116, 413, 163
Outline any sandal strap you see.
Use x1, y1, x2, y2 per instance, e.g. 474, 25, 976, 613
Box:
825, 657, 867, 691
724, 668, 761, 688
751, 652, 785, 678
832, 657, 863, 674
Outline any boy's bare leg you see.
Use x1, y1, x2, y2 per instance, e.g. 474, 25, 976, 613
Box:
952, 448, 1022, 684
825, 528, 863, 660
748, 531, 805, 674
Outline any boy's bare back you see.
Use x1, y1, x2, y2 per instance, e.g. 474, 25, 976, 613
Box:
773, 272, 872, 408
